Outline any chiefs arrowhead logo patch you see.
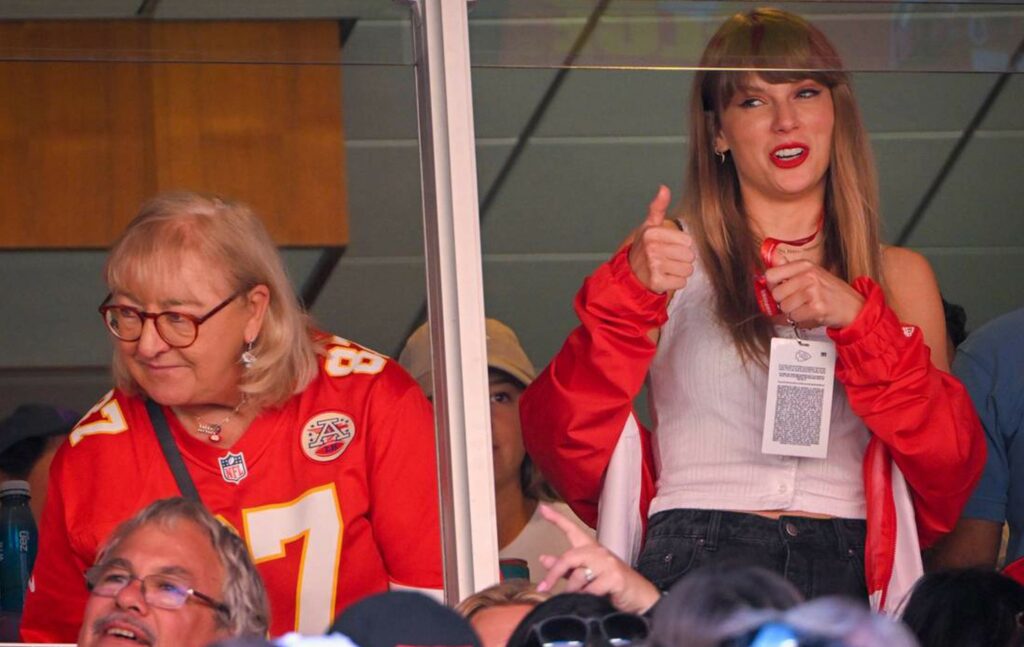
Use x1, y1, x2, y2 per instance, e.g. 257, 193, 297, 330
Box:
300, 412, 355, 463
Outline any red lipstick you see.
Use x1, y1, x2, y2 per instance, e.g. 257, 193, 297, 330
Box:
770, 143, 809, 169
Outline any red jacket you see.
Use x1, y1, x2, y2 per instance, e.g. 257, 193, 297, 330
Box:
521, 248, 985, 611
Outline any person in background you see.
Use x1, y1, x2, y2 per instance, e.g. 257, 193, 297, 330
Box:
329, 591, 481, 647
520, 7, 984, 612
645, 564, 802, 647
718, 597, 918, 647
400, 319, 592, 584
23, 192, 442, 642
0, 403, 78, 524
930, 306, 1024, 571
77, 497, 268, 647
941, 297, 968, 359
455, 580, 549, 647
900, 568, 1024, 647
505, 593, 649, 647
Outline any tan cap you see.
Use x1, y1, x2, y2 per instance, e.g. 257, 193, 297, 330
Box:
398, 319, 537, 399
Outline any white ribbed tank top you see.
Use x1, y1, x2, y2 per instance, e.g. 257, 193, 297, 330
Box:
647, 254, 868, 519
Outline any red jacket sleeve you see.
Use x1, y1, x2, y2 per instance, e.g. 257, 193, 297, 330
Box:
520, 248, 665, 527
828, 277, 986, 548
21, 446, 91, 643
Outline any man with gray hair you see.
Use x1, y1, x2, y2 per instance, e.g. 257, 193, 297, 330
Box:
77, 497, 269, 647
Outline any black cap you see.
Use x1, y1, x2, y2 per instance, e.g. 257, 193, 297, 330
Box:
329, 591, 481, 647
0, 404, 79, 456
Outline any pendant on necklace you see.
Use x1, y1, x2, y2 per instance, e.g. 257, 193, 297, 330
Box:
197, 422, 223, 443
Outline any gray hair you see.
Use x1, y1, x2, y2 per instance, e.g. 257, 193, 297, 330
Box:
95, 497, 270, 638
719, 597, 920, 647
648, 564, 802, 647
781, 597, 919, 647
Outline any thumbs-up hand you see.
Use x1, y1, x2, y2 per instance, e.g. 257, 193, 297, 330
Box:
626, 185, 695, 294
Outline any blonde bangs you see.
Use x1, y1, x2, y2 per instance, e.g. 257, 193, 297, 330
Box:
700, 8, 848, 114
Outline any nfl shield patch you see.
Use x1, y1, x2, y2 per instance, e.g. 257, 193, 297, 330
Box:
218, 451, 248, 484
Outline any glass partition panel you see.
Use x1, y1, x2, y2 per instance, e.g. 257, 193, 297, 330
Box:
471, 1, 1023, 434
0, 3, 426, 423
470, 1, 1023, 73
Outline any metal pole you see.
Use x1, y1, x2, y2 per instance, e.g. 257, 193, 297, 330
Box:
402, 0, 499, 604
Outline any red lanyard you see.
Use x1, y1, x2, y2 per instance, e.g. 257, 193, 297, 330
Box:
753, 215, 824, 316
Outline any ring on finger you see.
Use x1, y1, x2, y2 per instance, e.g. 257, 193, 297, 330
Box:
582, 567, 596, 583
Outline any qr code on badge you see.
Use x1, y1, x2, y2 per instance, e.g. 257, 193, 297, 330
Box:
772, 384, 822, 446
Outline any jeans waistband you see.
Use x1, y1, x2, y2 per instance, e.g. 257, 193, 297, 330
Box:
647, 509, 866, 553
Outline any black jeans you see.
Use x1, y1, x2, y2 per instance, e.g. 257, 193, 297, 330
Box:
635, 509, 868, 601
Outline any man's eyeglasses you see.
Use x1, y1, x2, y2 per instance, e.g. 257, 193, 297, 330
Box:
98, 291, 241, 349
85, 565, 230, 616
525, 612, 650, 647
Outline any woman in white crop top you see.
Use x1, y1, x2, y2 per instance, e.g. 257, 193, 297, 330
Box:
520, 8, 985, 611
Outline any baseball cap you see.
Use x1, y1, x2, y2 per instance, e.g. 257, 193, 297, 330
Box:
399, 319, 537, 399
0, 404, 79, 456
329, 591, 481, 647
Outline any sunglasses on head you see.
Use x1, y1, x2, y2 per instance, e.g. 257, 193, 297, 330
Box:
525, 612, 650, 647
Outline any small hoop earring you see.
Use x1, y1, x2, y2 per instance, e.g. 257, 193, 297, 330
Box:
716, 149, 726, 164
241, 340, 257, 369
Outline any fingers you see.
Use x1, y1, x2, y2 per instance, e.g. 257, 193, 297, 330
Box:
536, 549, 591, 593
763, 259, 814, 286
538, 503, 595, 549
536, 545, 616, 589
642, 185, 672, 228
627, 185, 700, 294
766, 262, 864, 329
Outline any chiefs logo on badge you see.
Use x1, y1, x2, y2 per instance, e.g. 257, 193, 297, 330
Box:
301, 412, 355, 463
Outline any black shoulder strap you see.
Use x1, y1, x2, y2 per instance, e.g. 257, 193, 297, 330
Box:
144, 399, 202, 503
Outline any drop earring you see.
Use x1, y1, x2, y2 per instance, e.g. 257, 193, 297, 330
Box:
241, 340, 257, 369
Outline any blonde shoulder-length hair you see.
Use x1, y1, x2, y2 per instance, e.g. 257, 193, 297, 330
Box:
105, 192, 323, 407
682, 8, 882, 364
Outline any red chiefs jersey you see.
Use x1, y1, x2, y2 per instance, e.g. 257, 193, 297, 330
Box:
21, 336, 442, 642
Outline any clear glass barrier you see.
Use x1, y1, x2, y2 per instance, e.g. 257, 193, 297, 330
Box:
470, 1, 1024, 415
0, 2, 412, 65
0, 3, 425, 414
469, 1, 1023, 73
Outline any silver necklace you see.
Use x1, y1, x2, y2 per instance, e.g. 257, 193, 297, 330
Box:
776, 238, 823, 257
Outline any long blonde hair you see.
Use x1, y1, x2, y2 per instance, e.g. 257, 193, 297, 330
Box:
105, 192, 322, 406
682, 8, 882, 364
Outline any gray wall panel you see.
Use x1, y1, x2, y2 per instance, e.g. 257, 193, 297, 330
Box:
927, 249, 1024, 331
908, 136, 1024, 247
984, 75, 1023, 131
873, 136, 959, 241
343, 65, 418, 140
482, 257, 597, 365
310, 258, 426, 357
0, 252, 110, 368
856, 72, 996, 132
344, 144, 424, 258
478, 140, 685, 255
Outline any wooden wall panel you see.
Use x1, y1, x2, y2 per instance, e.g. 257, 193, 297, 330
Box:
0, 20, 347, 248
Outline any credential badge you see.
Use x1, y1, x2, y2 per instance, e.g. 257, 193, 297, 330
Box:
218, 451, 248, 484
301, 412, 355, 463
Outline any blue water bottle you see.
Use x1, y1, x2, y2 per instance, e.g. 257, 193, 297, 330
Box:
0, 480, 38, 614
